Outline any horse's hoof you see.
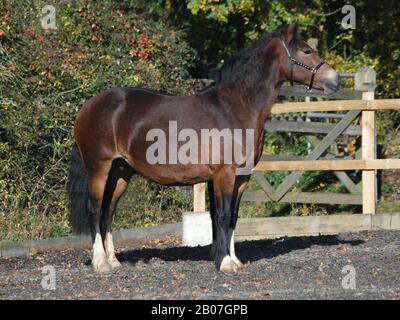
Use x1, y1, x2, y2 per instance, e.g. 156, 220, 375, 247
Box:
108, 257, 122, 269
219, 256, 239, 273
92, 256, 113, 273
232, 257, 244, 269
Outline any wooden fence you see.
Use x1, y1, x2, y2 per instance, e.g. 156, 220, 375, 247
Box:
189, 67, 400, 240
253, 98, 400, 215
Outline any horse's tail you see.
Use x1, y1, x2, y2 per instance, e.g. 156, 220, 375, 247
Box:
67, 143, 90, 234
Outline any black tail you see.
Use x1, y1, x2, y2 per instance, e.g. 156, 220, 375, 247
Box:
67, 143, 90, 234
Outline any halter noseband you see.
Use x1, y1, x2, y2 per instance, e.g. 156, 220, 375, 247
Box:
281, 38, 325, 91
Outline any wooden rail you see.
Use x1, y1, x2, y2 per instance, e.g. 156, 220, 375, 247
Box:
278, 85, 362, 99
270, 99, 400, 114
235, 213, 400, 240
265, 120, 361, 135
253, 159, 400, 171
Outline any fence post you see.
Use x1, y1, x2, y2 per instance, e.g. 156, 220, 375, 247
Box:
193, 183, 206, 212
356, 67, 377, 214
182, 182, 210, 247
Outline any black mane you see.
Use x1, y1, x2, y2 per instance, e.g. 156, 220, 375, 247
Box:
209, 30, 281, 84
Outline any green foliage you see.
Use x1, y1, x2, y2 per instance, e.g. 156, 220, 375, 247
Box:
163, 0, 319, 71
0, 0, 196, 241
115, 179, 192, 230
1, 0, 399, 240
377, 201, 400, 214
161, 0, 399, 101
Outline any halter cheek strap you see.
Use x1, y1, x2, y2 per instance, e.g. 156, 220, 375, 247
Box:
281, 39, 325, 91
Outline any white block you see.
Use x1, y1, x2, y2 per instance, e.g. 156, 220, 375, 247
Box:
182, 211, 212, 247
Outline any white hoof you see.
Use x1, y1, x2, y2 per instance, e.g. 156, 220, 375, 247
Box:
231, 256, 244, 268
92, 254, 113, 273
219, 256, 239, 273
108, 256, 122, 269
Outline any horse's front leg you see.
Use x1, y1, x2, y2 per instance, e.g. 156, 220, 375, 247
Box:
211, 167, 242, 273
226, 175, 250, 268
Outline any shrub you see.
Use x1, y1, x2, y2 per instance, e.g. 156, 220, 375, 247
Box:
0, 0, 196, 241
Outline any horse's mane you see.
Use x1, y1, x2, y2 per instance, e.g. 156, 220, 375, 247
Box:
209, 29, 283, 84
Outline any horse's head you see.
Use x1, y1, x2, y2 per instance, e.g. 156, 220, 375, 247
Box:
279, 22, 340, 94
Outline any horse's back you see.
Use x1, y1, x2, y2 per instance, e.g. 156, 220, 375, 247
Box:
73, 87, 191, 172
74, 87, 168, 134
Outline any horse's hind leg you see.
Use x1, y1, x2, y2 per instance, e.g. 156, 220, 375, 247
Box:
87, 160, 113, 273
101, 159, 134, 269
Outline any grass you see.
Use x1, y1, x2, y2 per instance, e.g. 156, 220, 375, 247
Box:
377, 201, 400, 214
0, 175, 191, 242
0, 207, 71, 242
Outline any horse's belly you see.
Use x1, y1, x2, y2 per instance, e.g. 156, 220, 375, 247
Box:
132, 162, 212, 186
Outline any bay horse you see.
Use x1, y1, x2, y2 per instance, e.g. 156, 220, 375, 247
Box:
68, 22, 339, 273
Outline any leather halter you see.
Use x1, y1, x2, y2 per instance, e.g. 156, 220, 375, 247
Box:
281, 38, 325, 91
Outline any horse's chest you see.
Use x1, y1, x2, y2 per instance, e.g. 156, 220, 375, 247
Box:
253, 130, 265, 162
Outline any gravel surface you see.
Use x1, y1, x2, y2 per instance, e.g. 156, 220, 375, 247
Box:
1, 230, 399, 300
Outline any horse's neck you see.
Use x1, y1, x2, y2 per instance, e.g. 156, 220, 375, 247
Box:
252, 87, 280, 127
214, 46, 283, 132
233, 59, 281, 130
254, 60, 282, 112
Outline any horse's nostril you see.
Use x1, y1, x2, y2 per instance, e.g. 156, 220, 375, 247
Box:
323, 77, 340, 94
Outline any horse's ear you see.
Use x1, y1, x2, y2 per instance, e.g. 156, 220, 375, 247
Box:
285, 21, 301, 44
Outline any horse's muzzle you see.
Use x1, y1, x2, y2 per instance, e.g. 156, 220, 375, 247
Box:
323, 72, 340, 95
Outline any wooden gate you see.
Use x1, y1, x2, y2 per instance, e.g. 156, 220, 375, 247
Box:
193, 67, 400, 215
187, 67, 400, 241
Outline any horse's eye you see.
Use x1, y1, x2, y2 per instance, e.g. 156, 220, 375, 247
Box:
303, 50, 312, 55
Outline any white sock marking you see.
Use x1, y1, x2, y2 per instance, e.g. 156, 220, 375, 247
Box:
105, 232, 115, 258
229, 231, 243, 266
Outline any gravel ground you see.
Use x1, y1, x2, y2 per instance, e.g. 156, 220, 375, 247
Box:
1, 230, 399, 300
